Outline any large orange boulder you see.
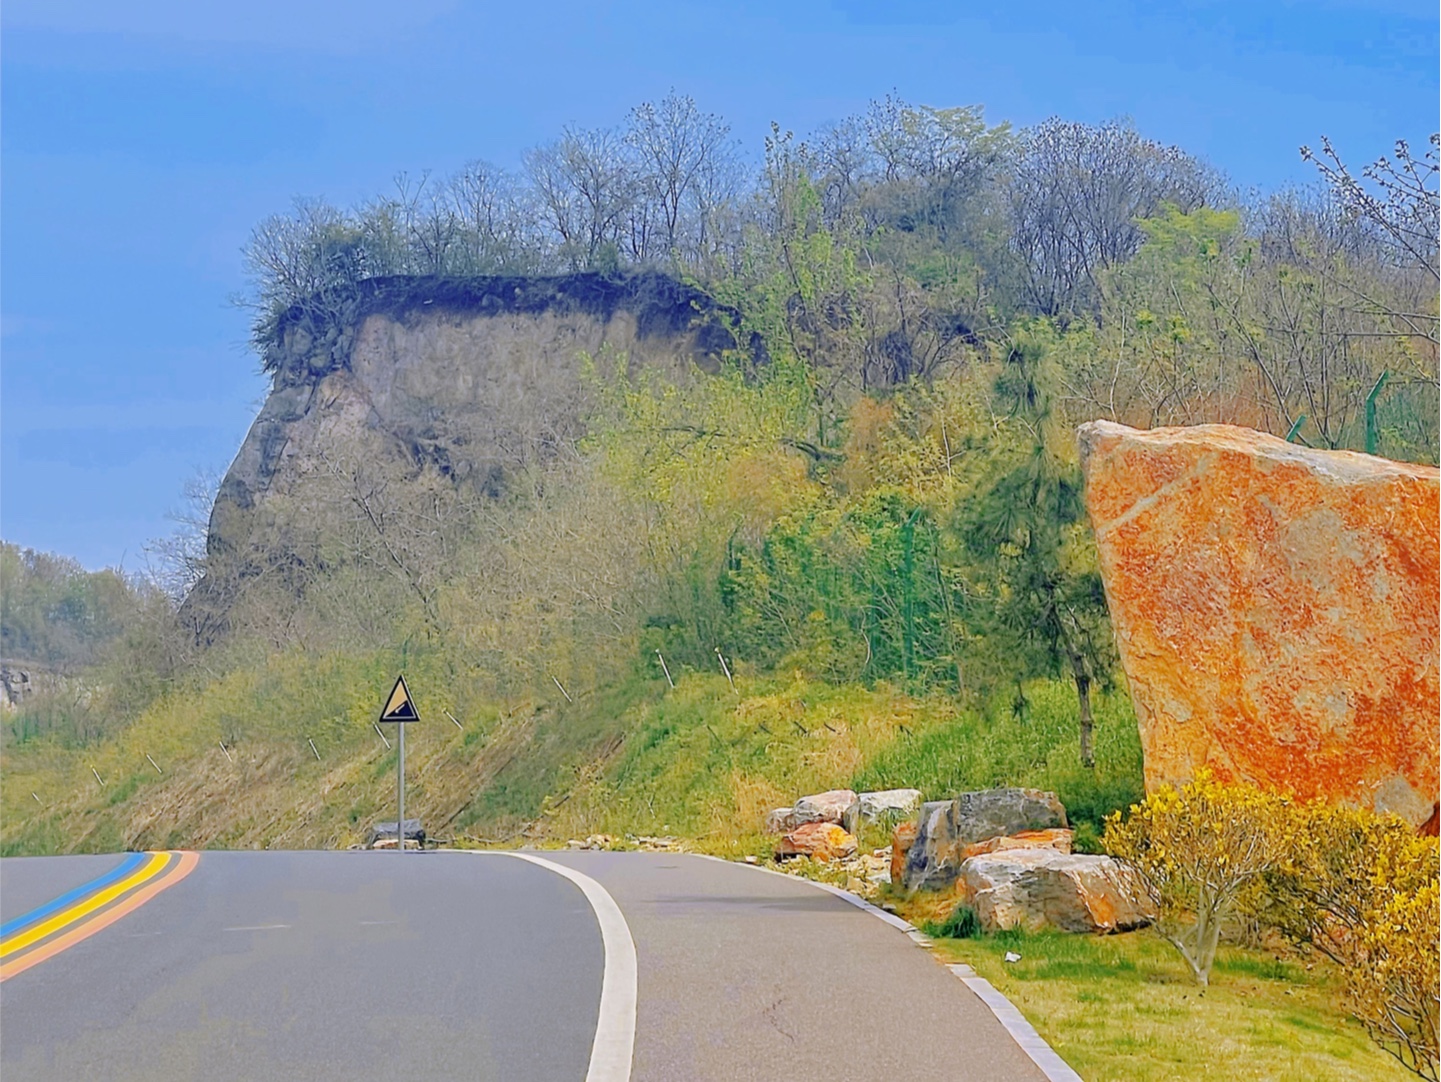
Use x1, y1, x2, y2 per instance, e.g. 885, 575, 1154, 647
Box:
1078, 421, 1439, 826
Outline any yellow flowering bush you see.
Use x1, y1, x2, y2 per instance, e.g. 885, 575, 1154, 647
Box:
1103, 771, 1296, 986
1264, 801, 1439, 1081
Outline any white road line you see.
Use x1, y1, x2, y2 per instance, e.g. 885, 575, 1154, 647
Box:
452, 851, 637, 1082
222, 924, 291, 932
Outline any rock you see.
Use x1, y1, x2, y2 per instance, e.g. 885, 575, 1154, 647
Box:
891, 820, 919, 884
793, 789, 860, 830
903, 790, 1069, 891
1079, 421, 1440, 827
365, 818, 425, 849
961, 828, 1074, 861
859, 853, 891, 886
764, 807, 800, 834
569, 834, 615, 851
775, 822, 858, 863
959, 849, 1153, 934
857, 788, 924, 822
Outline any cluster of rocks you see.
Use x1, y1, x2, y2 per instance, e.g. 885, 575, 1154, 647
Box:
767, 785, 1151, 935
895, 788, 1150, 934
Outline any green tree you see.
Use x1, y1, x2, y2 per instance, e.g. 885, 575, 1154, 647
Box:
959, 337, 1115, 766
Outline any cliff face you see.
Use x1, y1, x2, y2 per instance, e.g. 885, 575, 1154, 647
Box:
199, 272, 744, 622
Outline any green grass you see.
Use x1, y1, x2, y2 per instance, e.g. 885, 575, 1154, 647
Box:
921, 925, 1412, 1082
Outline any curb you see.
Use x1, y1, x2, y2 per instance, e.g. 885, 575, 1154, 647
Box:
696, 854, 1083, 1082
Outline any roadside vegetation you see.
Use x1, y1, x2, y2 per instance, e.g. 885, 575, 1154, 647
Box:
924, 927, 1415, 1082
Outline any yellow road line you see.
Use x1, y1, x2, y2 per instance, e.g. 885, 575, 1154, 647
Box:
0, 851, 171, 959
0, 851, 199, 982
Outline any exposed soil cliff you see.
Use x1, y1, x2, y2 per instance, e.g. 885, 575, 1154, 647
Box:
194, 272, 746, 632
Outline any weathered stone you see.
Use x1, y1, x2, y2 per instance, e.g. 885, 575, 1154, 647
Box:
764, 807, 800, 834
775, 822, 858, 862
858, 788, 924, 822
793, 789, 860, 828
365, 818, 425, 848
1078, 421, 1440, 826
903, 789, 1069, 891
891, 821, 919, 884
959, 849, 1153, 934
961, 828, 1074, 861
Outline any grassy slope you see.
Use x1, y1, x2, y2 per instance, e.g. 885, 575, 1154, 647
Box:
1, 654, 1141, 856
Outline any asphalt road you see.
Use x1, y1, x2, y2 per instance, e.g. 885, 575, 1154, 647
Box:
1, 850, 1051, 1082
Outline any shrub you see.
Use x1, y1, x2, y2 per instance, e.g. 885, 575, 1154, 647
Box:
926, 903, 981, 940
1264, 801, 1439, 1080
1103, 772, 1295, 986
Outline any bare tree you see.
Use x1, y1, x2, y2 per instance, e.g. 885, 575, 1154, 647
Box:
626, 92, 737, 264
525, 126, 635, 270
1008, 118, 1223, 318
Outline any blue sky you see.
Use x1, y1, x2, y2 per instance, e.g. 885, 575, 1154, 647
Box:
2, 0, 1437, 570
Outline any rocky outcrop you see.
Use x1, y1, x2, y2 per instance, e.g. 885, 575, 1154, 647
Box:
903, 789, 1068, 891
958, 850, 1152, 934
775, 822, 858, 862
1078, 421, 1440, 827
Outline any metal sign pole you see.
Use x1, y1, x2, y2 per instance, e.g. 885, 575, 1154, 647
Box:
397, 721, 405, 855
380, 674, 418, 854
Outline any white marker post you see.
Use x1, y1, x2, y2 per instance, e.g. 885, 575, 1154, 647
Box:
379, 675, 420, 854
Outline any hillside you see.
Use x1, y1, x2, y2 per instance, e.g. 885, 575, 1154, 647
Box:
2, 98, 1435, 859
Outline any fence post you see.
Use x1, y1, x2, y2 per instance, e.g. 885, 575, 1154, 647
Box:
1365, 371, 1389, 455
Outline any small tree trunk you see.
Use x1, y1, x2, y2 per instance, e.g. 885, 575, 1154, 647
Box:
1069, 650, 1096, 769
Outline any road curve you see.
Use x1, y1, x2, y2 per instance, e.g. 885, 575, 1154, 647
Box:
1, 849, 1053, 1081
547, 851, 1049, 1082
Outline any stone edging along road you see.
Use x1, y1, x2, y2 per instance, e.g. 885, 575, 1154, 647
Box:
695, 855, 1084, 1082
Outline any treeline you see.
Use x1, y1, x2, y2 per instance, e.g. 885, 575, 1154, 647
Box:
0, 545, 150, 672
243, 93, 1439, 461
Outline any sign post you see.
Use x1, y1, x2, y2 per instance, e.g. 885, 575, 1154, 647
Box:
379, 675, 420, 853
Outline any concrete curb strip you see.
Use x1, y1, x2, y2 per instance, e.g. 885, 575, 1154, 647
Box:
697, 854, 1082, 1082
453, 851, 637, 1082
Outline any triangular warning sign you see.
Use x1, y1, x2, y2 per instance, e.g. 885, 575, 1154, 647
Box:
380, 675, 419, 723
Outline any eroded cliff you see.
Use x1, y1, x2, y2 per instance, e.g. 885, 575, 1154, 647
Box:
196, 272, 745, 632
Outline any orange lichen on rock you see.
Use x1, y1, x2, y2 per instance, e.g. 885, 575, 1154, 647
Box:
1078, 421, 1440, 828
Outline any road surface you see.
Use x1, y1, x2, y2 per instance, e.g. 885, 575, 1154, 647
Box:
1, 849, 1054, 1081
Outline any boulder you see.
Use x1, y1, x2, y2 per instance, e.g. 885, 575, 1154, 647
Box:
793, 789, 860, 831
961, 827, 1074, 861
959, 849, 1153, 934
891, 821, 919, 884
903, 789, 1068, 891
365, 818, 425, 849
764, 807, 800, 834
1079, 421, 1440, 827
775, 822, 858, 863
858, 788, 924, 822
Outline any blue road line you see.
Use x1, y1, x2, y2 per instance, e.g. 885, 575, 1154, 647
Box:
0, 852, 147, 938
